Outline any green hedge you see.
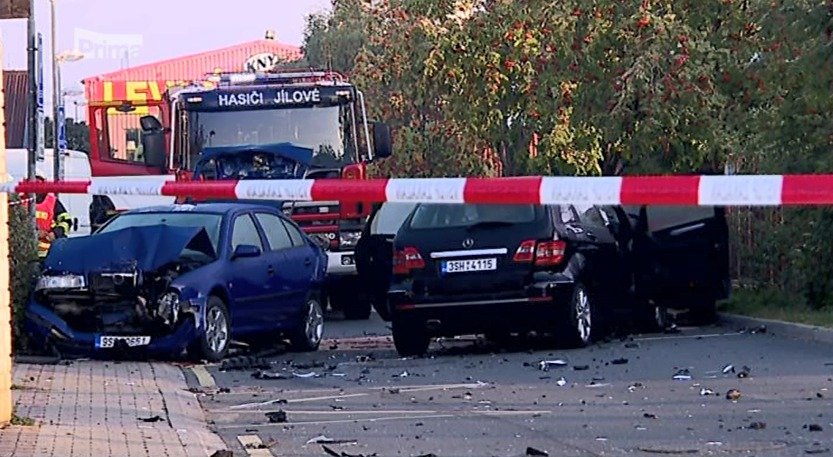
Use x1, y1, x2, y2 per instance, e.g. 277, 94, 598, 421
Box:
9, 196, 39, 351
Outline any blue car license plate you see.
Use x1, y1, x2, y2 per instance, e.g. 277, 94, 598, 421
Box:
96, 335, 151, 349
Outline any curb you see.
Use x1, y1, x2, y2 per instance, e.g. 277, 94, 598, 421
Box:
719, 312, 833, 345
154, 363, 228, 457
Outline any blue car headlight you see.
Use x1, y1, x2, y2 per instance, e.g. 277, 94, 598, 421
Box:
157, 291, 181, 327
35, 274, 86, 291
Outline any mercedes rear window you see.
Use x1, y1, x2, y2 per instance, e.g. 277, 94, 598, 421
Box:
408, 204, 537, 229
371, 203, 418, 235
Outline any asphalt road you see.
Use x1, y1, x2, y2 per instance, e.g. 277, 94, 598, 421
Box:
185, 311, 833, 457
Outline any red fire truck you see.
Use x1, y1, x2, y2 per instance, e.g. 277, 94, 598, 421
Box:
85, 69, 394, 320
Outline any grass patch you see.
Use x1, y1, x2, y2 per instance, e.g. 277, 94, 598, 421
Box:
10, 414, 35, 426
720, 288, 833, 328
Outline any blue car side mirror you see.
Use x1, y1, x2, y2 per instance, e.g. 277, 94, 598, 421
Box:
232, 244, 261, 259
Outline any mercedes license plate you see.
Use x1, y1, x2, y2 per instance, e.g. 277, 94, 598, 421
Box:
441, 258, 497, 274
96, 335, 151, 349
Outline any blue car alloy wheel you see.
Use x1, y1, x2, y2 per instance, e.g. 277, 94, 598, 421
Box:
190, 296, 230, 362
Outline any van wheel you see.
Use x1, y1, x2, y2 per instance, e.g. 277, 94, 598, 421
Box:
557, 283, 600, 348
392, 318, 429, 357
290, 293, 324, 352
189, 296, 230, 362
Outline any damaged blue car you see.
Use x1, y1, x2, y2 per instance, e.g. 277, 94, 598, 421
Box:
25, 203, 328, 361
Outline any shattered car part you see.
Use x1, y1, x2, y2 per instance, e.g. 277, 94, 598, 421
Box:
265, 410, 287, 423
673, 369, 692, 381
252, 371, 288, 380
306, 435, 358, 445
27, 225, 216, 354
538, 360, 567, 371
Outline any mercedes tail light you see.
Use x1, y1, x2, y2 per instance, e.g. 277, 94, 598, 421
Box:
513, 240, 536, 263
393, 246, 425, 275
535, 240, 567, 266
513, 240, 567, 267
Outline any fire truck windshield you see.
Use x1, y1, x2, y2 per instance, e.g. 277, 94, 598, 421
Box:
195, 150, 308, 180
186, 105, 350, 168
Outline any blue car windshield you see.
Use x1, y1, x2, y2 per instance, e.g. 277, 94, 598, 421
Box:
98, 212, 223, 253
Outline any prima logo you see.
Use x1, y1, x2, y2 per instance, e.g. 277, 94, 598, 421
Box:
74, 28, 143, 61
462, 238, 475, 249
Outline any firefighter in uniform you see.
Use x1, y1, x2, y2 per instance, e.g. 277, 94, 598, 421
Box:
35, 175, 73, 259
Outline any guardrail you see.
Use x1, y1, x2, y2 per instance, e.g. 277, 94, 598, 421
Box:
5, 174, 833, 205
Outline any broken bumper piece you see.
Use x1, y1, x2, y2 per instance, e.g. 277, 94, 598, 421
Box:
24, 300, 201, 359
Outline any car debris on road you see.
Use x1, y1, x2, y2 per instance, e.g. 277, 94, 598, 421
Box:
673, 368, 692, 381
726, 388, 742, 401
538, 360, 567, 371
265, 410, 287, 423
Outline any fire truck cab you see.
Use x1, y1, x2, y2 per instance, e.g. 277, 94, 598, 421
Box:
125, 69, 393, 320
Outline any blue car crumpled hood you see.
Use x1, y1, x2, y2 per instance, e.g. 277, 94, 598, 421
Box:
44, 225, 216, 274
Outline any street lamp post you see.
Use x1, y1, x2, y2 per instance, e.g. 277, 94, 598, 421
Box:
52, 50, 84, 180
50, 0, 84, 181
50, 0, 58, 180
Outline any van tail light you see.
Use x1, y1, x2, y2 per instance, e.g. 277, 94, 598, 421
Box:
393, 246, 425, 275
535, 240, 567, 266
513, 240, 537, 263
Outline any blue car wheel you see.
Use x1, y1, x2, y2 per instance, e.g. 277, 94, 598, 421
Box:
189, 296, 231, 362
290, 293, 324, 352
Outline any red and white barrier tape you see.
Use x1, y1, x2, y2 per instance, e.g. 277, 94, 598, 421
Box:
8, 197, 32, 207
3, 175, 833, 206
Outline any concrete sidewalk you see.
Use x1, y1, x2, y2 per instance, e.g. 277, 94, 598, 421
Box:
0, 361, 227, 457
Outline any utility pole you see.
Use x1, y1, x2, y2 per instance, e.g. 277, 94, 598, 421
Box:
26, 0, 37, 220
51, 0, 60, 182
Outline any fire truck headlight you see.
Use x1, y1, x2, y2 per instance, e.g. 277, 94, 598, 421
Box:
339, 231, 362, 249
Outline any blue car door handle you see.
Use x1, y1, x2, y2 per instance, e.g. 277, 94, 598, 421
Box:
267, 265, 275, 276
304, 257, 312, 266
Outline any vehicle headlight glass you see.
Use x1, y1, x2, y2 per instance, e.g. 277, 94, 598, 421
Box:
339, 231, 362, 249
36, 274, 86, 291
157, 291, 181, 326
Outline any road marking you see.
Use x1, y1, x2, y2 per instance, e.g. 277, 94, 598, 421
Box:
216, 409, 550, 429
394, 381, 489, 393
237, 435, 273, 456
190, 365, 217, 388
217, 414, 457, 429
226, 382, 489, 410
472, 410, 551, 416
229, 393, 369, 410
228, 409, 441, 415
633, 332, 745, 342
